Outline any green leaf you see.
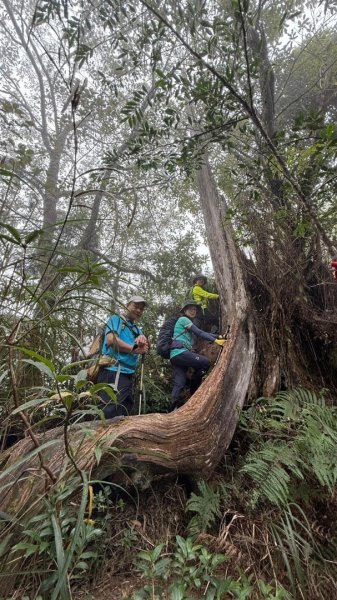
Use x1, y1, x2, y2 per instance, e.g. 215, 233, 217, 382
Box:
51, 512, 69, 600
75, 372, 89, 387
79, 551, 97, 559
18, 347, 55, 373
0, 222, 21, 243
152, 543, 164, 562
13, 542, 39, 557
0, 439, 59, 482
89, 383, 117, 401
25, 229, 44, 244
137, 550, 152, 562
11, 396, 52, 415
22, 359, 55, 379
168, 583, 186, 600
94, 446, 103, 465
0, 233, 21, 245
0, 168, 14, 177
75, 560, 89, 570
56, 374, 73, 383
51, 474, 89, 600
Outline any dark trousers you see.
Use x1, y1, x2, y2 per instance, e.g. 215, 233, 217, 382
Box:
170, 351, 210, 408
96, 368, 135, 418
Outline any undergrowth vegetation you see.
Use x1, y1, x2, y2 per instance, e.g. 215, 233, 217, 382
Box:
1, 388, 336, 600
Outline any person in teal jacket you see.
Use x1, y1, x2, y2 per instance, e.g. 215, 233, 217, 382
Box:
170, 300, 225, 410
191, 274, 220, 334
97, 296, 149, 418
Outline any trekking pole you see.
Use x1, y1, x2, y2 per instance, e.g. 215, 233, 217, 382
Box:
138, 354, 145, 415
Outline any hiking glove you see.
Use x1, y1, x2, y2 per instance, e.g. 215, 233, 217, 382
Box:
214, 338, 226, 346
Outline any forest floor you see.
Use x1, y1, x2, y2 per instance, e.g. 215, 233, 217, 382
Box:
75, 572, 141, 600
74, 479, 190, 600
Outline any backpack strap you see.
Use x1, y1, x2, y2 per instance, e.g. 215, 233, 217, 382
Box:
171, 316, 192, 343
104, 314, 141, 340
119, 314, 142, 338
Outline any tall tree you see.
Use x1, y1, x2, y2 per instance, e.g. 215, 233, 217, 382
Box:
1, 0, 337, 534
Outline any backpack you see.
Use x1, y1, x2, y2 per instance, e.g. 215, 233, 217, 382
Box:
86, 323, 116, 382
86, 315, 141, 381
156, 316, 179, 359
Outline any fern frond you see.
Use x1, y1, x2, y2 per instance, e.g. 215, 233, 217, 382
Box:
240, 388, 337, 502
186, 480, 221, 535
296, 403, 337, 492
241, 442, 304, 507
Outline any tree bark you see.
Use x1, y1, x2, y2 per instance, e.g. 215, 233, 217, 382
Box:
0, 157, 255, 515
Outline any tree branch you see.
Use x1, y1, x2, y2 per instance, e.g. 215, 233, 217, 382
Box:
138, 0, 337, 256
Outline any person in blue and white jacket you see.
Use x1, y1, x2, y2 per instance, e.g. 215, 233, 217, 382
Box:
96, 296, 149, 418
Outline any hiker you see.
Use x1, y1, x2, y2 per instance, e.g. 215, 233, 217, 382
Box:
170, 300, 225, 410
191, 274, 220, 334
96, 296, 149, 418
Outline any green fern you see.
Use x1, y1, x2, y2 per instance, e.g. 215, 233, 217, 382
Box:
241, 442, 304, 507
240, 388, 337, 506
186, 480, 223, 535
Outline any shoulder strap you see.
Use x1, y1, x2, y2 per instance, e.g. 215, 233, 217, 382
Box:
119, 314, 141, 338
105, 314, 139, 337
172, 316, 191, 341
102, 316, 140, 371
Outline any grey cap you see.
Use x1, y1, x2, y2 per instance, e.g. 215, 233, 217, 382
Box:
127, 295, 148, 306
180, 299, 199, 312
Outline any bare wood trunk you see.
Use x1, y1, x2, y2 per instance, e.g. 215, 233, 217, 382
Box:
196, 159, 249, 322
0, 158, 255, 515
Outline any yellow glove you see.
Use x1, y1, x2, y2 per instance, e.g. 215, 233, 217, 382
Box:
214, 338, 225, 347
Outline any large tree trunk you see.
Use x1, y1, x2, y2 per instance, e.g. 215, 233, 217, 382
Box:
0, 157, 255, 515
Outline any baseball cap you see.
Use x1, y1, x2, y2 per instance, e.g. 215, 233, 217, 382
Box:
127, 296, 148, 306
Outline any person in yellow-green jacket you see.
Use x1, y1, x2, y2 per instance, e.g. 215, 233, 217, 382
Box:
191, 274, 220, 334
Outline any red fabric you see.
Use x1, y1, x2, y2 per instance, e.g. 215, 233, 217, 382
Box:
331, 261, 337, 280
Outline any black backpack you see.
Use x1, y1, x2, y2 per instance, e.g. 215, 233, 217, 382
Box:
156, 316, 179, 359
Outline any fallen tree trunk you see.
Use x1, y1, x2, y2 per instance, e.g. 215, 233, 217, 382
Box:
0, 157, 256, 516
0, 315, 254, 514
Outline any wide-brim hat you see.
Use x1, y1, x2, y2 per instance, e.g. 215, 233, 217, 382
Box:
127, 295, 148, 306
180, 300, 199, 312
193, 274, 207, 284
